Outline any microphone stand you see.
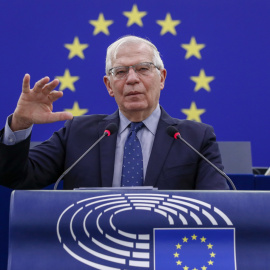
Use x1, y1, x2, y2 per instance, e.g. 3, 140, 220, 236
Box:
177, 134, 237, 190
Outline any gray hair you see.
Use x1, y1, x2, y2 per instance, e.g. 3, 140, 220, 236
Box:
105, 35, 164, 75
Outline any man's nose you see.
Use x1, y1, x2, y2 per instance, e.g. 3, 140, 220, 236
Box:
126, 67, 140, 83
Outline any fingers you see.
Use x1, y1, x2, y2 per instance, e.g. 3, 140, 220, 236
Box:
22, 74, 31, 93
22, 74, 62, 105
42, 79, 60, 96
32, 76, 51, 93
29, 75, 60, 97
48, 90, 63, 102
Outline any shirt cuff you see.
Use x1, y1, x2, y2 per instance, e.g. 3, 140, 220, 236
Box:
3, 115, 33, 145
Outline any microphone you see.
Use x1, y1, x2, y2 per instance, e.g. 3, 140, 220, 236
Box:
167, 126, 237, 190
53, 123, 118, 190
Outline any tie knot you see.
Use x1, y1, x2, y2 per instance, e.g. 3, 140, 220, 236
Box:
130, 122, 144, 133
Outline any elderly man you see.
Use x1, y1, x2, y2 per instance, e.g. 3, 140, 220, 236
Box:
0, 35, 229, 190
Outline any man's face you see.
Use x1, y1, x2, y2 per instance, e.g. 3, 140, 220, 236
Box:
104, 43, 166, 120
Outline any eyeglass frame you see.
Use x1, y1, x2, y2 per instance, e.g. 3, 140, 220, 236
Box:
108, 62, 160, 79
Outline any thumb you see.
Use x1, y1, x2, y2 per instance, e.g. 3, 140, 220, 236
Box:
48, 112, 73, 123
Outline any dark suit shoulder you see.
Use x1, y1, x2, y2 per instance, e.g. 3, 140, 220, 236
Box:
65, 110, 119, 128
57, 114, 109, 142
163, 115, 213, 135
68, 114, 109, 125
160, 107, 212, 132
176, 120, 216, 146
177, 119, 213, 132
58, 112, 120, 143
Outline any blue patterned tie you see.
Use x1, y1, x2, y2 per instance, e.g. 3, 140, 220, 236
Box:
121, 122, 144, 187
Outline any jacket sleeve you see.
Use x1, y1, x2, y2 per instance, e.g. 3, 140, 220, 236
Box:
0, 120, 71, 189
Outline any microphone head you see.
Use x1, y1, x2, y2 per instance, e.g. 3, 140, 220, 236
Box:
104, 123, 118, 136
167, 126, 180, 139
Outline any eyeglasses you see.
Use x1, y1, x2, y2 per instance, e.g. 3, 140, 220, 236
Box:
108, 62, 160, 79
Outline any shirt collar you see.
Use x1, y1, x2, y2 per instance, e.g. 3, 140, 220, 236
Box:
118, 105, 161, 135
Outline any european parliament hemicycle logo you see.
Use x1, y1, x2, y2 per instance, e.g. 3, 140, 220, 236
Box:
56, 193, 236, 269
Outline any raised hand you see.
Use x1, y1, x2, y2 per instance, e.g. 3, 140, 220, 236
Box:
11, 74, 73, 131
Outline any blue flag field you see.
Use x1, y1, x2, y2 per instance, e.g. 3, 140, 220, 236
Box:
0, 0, 270, 166
154, 228, 236, 270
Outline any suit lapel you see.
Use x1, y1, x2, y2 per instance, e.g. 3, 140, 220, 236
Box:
144, 108, 178, 187
99, 111, 119, 187
98, 108, 179, 188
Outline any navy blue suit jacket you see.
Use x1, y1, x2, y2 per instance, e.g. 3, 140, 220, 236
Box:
0, 108, 229, 190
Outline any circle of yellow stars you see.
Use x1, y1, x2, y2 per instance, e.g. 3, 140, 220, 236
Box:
174, 234, 216, 269
55, 4, 214, 121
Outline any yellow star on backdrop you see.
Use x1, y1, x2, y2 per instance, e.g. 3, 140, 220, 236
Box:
176, 243, 182, 249
210, 252, 216, 258
181, 102, 206, 122
65, 101, 88, 116
208, 260, 214, 266
89, 13, 113, 35
173, 252, 179, 258
156, 13, 181, 35
182, 237, 188, 242
64, 37, 89, 59
181, 37, 205, 59
176, 260, 182, 265
192, 268, 198, 270
56, 69, 79, 91
183, 266, 189, 270
191, 234, 197, 240
207, 243, 213, 249
190, 69, 215, 92
123, 4, 147, 27
201, 266, 207, 270
200, 236, 207, 242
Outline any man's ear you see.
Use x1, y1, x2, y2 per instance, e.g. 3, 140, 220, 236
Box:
160, 69, 167, 90
103, 76, 114, 97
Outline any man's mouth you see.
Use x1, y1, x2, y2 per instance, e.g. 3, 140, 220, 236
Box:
126, 91, 142, 96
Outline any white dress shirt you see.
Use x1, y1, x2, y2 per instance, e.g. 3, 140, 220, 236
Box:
112, 105, 161, 186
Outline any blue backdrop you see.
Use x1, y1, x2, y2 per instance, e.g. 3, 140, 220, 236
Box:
0, 0, 269, 167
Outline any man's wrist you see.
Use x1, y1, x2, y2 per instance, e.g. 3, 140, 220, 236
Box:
10, 114, 33, 132
3, 115, 33, 145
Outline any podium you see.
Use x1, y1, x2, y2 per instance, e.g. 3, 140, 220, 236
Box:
8, 190, 270, 269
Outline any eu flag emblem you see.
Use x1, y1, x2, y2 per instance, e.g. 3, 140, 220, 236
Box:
154, 228, 236, 270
